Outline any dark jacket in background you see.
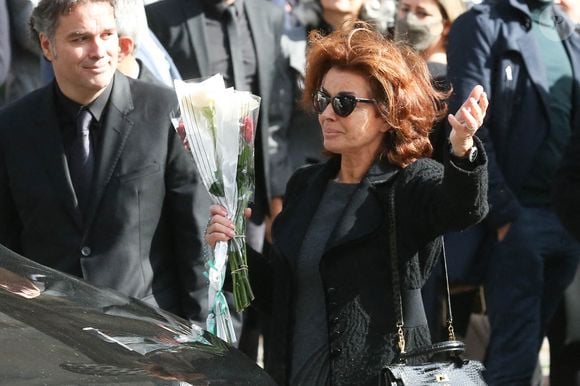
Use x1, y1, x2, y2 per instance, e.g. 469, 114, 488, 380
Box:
2, 0, 43, 104
146, 0, 293, 218
447, 0, 580, 230
554, 126, 580, 241
0, 0, 9, 87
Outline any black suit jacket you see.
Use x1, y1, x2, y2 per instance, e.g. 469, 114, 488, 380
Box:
0, 72, 204, 320
146, 0, 293, 219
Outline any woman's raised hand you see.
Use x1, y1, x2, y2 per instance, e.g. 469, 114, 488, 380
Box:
447, 85, 489, 157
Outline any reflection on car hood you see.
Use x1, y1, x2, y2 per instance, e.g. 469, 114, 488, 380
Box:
0, 244, 276, 385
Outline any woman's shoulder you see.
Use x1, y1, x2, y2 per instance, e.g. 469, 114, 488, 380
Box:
286, 162, 325, 189
400, 158, 443, 183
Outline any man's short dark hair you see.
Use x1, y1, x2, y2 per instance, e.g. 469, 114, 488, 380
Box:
30, 0, 116, 48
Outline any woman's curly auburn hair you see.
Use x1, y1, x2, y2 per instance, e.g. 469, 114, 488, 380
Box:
302, 22, 449, 168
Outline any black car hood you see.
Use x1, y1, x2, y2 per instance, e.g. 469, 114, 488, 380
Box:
0, 244, 275, 385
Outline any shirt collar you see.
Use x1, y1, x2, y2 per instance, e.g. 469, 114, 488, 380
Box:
54, 78, 113, 123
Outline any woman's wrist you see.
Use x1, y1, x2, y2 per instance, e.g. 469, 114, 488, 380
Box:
449, 135, 475, 158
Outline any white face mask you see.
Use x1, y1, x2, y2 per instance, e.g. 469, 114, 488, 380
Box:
394, 12, 444, 52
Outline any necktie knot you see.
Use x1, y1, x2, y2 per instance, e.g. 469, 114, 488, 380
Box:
77, 108, 92, 134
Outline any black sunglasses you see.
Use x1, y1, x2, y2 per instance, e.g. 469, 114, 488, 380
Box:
313, 90, 377, 117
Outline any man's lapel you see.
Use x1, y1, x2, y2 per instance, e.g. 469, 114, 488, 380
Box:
32, 84, 83, 228
183, 0, 210, 78
84, 73, 135, 228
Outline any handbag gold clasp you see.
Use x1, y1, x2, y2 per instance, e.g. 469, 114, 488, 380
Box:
396, 322, 406, 353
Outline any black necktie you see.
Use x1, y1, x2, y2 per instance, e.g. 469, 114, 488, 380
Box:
70, 108, 94, 211
226, 5, 245, 90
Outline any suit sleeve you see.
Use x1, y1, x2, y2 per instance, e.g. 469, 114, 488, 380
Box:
266, 9, 295, 198
447, 9, 522, 229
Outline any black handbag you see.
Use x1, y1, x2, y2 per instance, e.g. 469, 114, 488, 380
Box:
379, 184, 487, 386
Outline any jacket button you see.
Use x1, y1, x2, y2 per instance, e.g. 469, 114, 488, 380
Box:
81, 246, 92, 256
330, 348, 342, 358
327, 287, 336, 295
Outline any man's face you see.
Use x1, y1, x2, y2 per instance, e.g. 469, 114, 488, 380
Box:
40, 1, 119, 104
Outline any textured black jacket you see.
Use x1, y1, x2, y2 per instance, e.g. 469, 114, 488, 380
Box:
249, 140, 488, 385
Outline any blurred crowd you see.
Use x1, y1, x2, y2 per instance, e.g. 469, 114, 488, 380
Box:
1, 0, 579, 385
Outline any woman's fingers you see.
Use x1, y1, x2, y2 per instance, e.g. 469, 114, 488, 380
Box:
209, 204, 228, 217
205, 205, 236, 247
205, 221, 235, 247
205, 205, 253, 248
452, 85, 489, 136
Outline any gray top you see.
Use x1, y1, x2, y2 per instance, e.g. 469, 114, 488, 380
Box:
290, 180, 358, 385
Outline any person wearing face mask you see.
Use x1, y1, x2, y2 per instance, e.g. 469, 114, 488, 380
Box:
394, 0, 465, 165
395, 0, 465, 85
447, 0, 580, 384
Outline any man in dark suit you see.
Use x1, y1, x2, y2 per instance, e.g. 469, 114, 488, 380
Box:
0, 0, 204, 322
146, 0, 293, 253
145, 0, 293, 357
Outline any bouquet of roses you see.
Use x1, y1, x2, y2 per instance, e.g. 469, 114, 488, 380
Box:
173, 74, 259, 343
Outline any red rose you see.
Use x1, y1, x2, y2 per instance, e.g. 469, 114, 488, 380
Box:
176, 119, 190, 150
242, 116, 254, 143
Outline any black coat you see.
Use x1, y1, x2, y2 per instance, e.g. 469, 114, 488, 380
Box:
249, 143, 488, 385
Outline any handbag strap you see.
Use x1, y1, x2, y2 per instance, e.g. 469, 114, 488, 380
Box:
386, 183, 457, 359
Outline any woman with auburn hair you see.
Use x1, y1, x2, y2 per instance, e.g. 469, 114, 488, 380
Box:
207, 23, 488, 386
